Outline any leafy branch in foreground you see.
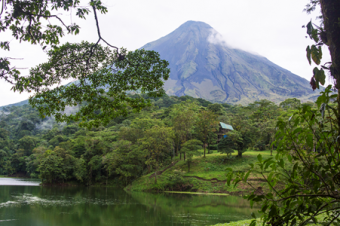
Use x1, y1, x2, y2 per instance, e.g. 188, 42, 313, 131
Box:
1, 1, 170, 127
18, 45, 170, 128
227, 86, 340, 225
226, 1, 340, 225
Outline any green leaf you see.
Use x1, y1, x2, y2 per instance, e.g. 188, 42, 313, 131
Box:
311, 45, 322, 65
250, 220, 256, 226
313, 67, 326, 86
307, 21, 313, 36
244, 171, 251, 182
306, 134, 313, 148
306, 46, 312, 65
278, 159, 284, 168
257, 154, 262, 163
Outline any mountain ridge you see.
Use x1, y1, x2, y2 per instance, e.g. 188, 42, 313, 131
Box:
142, 20, 319, 104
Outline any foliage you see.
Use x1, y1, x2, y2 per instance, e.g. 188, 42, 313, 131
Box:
218, 130, 252, 158
217, 137, 235, 157
279, 98, 301, 110
103, 140, 144, 185
227, 87, 340, 225
0, 93, 295, 186
140, 125, 173, 183
1, 0, 170, 128
181, 139, 202, 172
195, 110, 218, 157
224, 2, 340, 225
170, 101, 198, 158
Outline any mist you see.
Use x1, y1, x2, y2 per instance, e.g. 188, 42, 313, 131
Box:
207, 28, 262, 56
35, 105, 80, 131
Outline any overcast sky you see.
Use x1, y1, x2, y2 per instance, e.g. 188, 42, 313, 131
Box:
0, 0, 330, 106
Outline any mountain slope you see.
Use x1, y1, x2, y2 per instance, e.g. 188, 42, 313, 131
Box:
142, 21, 318, 104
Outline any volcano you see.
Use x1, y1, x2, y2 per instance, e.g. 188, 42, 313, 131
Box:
142, 21, 318, 104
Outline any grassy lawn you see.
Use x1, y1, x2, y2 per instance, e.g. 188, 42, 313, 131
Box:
128, 149, 275, 193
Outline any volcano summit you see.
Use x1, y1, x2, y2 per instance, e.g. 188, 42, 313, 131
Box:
142, 21, 318, 104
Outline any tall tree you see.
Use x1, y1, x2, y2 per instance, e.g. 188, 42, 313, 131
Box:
181, 139, 202, 172
170, 101, 198, 159
139, 125, 173, 183
195, 109, 218, 157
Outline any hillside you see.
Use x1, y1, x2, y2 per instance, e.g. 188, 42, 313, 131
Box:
127, 150, 274, 195
142, 21, 319, 104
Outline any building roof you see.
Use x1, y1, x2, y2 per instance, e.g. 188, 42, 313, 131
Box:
220, 122, 234, 130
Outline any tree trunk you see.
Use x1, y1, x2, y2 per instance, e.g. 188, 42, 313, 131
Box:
203, 143, 206, 157
154, 163, 157, 184
238, 150, 242, 158
320, 0, 340, 147
88, 166, 92, 186
271, 145, 273, 156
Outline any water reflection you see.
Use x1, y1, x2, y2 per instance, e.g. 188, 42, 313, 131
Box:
0, 179, 258, 226
0, 178, 40, 186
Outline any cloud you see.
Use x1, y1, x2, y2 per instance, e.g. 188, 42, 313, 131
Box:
207, 28, 262, 56
35, 106, 79, 130
207, 28, 230, 47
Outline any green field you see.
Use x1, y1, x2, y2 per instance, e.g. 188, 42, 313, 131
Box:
128, 149, 274, 194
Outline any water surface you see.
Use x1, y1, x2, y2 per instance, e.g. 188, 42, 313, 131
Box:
0, 178, 257, 226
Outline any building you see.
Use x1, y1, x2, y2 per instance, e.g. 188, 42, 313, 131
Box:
217, 122, 234, 143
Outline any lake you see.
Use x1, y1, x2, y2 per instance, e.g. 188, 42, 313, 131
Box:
0, 178, 257, 226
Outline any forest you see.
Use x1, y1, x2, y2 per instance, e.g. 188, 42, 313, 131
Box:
0, 93, 310, 187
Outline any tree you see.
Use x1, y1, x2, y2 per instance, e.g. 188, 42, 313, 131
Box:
217, 137, 235, 158
305, 0, 340, 139
207, 103, 223, 115
217, 130, 252, 158
103, 140, 145, 185
18, 135, 37, 156
1, 0, 170, 128
38, 153, 65, 184
229, 88, 340, 225
170, 101, 198, 159
226, 1, 340, 225
139, 125, 173, 183
181, 139, 202, 172
118, 117, 163, 144
279, 98, 301, 110
195, 109, 218, 157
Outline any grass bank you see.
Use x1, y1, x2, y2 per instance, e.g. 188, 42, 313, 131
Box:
214, 216, 326, 226
127, 149, 274, 194
214, 219, 260, 226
